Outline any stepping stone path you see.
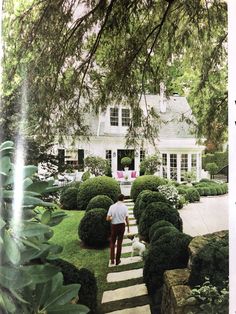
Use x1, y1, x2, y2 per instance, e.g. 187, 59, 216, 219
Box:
101, 199, 151, 313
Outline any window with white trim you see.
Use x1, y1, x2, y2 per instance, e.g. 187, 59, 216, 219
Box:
162, 153, 167, 178
191, 154, 197, 172
106, 150, 112, 167
140, 150, 145, 162
170, 154, 177, 180
122, 108, 130, 126
180, 154, 188, 181
110, 108, 119, 126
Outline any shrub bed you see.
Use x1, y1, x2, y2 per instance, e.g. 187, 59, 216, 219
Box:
150, 226, 179, 244
86, 195, 114, 213
138, 202, 182, 242
143, 231, 192, 294
135, 191, 168, 224
131, 175, 167, 202
194, 181, 228, 196
189, 234, 228, 289
185, 188, 200, 202
133, 190, 151, 221
60, 187, 78, 210
49, 258, 98, 313
78, 208, 111, 247
77, 176, 120, 210
148, 220, 174, 241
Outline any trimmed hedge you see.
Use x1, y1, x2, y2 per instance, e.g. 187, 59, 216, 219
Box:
138, 202, 182, 242
133, 190, 151, 221
77, 176, 121, 211
78, 208, 111, 247
60, 187, 78, 210
86, 195, 114, 213
131, 175, 167, 202
150, 226, 179, 244
185, 188, 200, 202
189, 234, 228, 289
149, 220, 174, 241
49, 258, 97, 313
194, 181, 228, 196
135, 191, 168, 224
143, 231, 192, 294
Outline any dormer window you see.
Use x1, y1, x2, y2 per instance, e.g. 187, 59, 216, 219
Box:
110, 108, 119, 126
122, 108, 130, 126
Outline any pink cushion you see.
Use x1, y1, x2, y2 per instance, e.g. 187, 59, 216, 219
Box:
117, 171, 124, 178
131, 171, 136, 178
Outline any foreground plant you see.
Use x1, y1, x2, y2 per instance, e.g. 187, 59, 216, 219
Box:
0, 141, 89, 314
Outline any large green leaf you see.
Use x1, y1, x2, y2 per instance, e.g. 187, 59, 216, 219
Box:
0, 141, 14, 150
20, 221, 51, 237
43, 186, 60, 194
23, 264, 59, 284
41, 209, 51, 224
0, 147, 14, 157
0, 289, 17, 313
0, 156, 11, 174
47, 303, 89, 314
23, 165, 38, 178
36, 273, 63, 308
26, 181, 49, 194
0, 266, 32, 289
0, 216, 6, 229
47, 211, 68, 227
3, 230, 21, 265
42, 284, 81, 309
23, 177, 33, 189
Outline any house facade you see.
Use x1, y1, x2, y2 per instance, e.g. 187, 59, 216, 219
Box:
55, 91, 205, 183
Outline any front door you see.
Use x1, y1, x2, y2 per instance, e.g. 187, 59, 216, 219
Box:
117, 149, 135, 170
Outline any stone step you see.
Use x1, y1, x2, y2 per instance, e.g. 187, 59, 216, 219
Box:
102, 284, 148, 303
121, 245, 132, 254
125, 225, 138, 235
122, 238, 132, 245
129, 220, 137, 226
129, 214, 135, 218
106, 304, 151, 314
109, 256, 142, 267
107, 268, 143, 283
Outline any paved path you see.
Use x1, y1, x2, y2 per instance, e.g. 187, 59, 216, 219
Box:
101, 199, 151, 313
179, 194, 228, 236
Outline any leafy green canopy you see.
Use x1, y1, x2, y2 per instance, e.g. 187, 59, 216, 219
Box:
0, 141, 89, 313
2, 0, 227, 149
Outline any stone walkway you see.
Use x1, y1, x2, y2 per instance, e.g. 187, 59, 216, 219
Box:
101, 199, 151, 314
179, 194, 228, 236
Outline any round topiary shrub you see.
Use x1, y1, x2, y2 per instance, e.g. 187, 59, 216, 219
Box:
78, 208, 111, 247
185, 188, 200, 202
82, 171, 91, 181
86, 195, 114, 213
143, 231, 192, 294
133, 190, 151, 221
149, 220, 174, 241
150, 226, 179, 244
131, 175, 167, 202
49, 258, 97, 313
138, 202, 183, 242
189, 234, 228, 289
77, 176, 121, 211
60, 187, 78, 210
136, 191, 168, 224
121, 156, 132, 168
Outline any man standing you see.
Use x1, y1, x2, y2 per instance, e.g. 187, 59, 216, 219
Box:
107, 194, 130, 265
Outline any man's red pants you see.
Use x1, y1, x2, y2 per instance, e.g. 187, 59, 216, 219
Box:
110, 223, 125, 263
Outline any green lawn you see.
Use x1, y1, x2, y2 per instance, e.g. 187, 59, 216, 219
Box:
50, 210, 109, 305
50, 209, 143, 313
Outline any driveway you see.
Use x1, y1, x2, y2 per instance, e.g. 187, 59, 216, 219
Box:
179, 194, 228, 236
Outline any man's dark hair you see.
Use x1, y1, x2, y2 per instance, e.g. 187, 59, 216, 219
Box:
118, 194, 125, 201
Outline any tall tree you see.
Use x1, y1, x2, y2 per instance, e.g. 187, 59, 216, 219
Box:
2, 0, 227, 149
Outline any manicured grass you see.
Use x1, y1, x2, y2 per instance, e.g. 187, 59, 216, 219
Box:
50, 210, 109, 306
50, 209, 140, 313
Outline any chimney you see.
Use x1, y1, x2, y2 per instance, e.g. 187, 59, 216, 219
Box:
159, 82, 166, 113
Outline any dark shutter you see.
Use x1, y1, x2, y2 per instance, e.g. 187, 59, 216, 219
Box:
78, 149, 84, 171
58, 149, 65, 172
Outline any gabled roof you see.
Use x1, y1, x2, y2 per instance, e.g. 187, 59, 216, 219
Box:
140, 94, 196, 139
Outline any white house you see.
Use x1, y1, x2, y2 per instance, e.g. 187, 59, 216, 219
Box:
55, 88, 205, 183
